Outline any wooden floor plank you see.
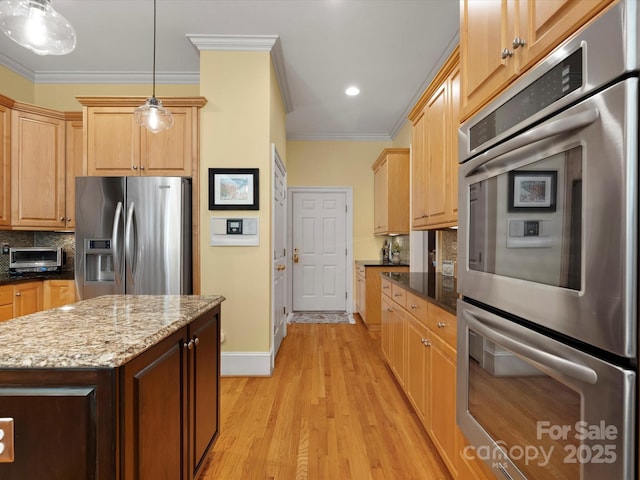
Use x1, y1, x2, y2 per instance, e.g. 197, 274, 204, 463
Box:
199, 315, 452, 480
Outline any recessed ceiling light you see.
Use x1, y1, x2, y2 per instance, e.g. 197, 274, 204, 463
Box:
345, 86, 360, 96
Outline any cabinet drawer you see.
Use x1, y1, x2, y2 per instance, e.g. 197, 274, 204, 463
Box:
381, 278, 392, 298
391, 283, 407, 308
356, 264, 366, 277
406, 291, 428, 326
427, 303, 457, 349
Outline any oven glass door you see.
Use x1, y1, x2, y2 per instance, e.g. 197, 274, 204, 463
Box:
457, 300, 635, 480
458, 78, 637, 358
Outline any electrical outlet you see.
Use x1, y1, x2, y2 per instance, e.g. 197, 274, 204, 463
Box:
0, 417, 14, 463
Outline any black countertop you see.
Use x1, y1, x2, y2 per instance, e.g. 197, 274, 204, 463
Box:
0, 271, 74, 286
381, 272, 458, 315
355, 259, 410, 267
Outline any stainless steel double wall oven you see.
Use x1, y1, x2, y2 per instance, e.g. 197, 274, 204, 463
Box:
457, 2, 638, 479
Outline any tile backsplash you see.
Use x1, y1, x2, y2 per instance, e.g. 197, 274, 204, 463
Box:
0, 231, 75, 273
437, 229, 457, 276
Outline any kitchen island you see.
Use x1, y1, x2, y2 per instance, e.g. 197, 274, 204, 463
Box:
0, 294, 224, 480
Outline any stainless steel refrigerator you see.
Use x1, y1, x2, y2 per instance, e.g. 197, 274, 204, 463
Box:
75, 176, 192, 300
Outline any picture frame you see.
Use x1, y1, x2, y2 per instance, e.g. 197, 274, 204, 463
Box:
208, 168, 259, 210
508, 170, 557, 212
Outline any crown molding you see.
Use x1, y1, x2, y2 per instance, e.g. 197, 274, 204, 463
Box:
0, 51, 35, 82
286, 132, 392, 142
187, 34, 292, 114
34, 71, 200, 84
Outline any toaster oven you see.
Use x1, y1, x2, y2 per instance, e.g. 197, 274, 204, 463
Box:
9, 247, 63, 273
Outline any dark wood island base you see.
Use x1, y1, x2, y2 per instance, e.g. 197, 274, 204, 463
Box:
0, 294, 224, 480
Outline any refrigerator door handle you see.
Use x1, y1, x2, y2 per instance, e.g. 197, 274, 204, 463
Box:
125, 201, 136, 289
111, 201, 124, 288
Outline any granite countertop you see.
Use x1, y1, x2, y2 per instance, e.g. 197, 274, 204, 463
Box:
355, 259, 410, 267
381, 272, 458, 314
0, 294, 224, 369
0, 270, 75, 285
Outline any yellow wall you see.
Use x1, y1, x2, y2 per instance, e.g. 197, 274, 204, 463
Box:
199, 50, 275, 355
0, 65, 34, 102
34, 84, 199, 111
286, 140, 392, 261
392, 120, 412, 148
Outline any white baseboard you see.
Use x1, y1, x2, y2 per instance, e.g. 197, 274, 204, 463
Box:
221, 351, 273, 376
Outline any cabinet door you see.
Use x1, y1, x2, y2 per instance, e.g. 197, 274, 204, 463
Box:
121, 327, 188, 480
460, 0, 518, 120
381, 294, 393, 363
448, 65, 461, 224
411, 108, 428, 227
425, 82, 448, 225
0, 285, 13, 322
428, 333, 458, 477
517, 0, 614, 72
390, 305, 407, 387
13, 281, 43, 317
189, 309, 220, 477
86, 106, 141, 176
65, 117, 85, 229
373, 160, 388, 234
43, 279, 76, 310
406, 314, 429, 424
0, 103, 10, 226
140, 106, 193, 176
11, 110, 66, 228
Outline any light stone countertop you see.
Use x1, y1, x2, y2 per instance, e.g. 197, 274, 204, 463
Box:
0, 294, 225, 369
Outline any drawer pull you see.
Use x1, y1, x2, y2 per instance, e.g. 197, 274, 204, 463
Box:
394, 293, 402, 297
437, 322, 447, 328
421, 338, 431, 347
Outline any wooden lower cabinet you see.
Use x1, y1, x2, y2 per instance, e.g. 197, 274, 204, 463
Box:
43, 279, 76, 309
122, 308, 220, 480
382, 281, 491, 480
12, 281, 43, 317
355, 263, 409, 330
0, 284, 12, 322
0, 305, 220, 480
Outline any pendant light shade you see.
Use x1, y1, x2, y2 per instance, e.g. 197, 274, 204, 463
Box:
135, 0, 173, 134
0, 0, 76, 55
134, 97, 174, 133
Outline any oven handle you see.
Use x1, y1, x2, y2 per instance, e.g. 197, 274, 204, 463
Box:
464, 108, 600, 177
462, 309, 598, 385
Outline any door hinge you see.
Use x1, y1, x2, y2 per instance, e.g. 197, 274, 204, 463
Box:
345, 291, 347, 299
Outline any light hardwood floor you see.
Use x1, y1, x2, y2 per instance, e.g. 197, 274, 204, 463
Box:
199, 315, 452, 480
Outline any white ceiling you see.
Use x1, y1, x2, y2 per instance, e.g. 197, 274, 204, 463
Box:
0, 0, 460, 141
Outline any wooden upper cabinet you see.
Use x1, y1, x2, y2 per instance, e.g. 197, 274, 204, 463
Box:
409, 48, 459, 230
65, 112, 85, 229
0, 97, 11, 227
460, 0, 615, 121
372, 148, 410, 235
77, 96, 207, 177
11, 105, 66, 229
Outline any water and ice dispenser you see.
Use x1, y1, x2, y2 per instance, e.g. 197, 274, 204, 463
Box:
84, 239, 115, 283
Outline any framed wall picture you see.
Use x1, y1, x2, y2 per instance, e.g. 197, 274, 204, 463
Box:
209, 168, 259, 210
508, 170, 557, 212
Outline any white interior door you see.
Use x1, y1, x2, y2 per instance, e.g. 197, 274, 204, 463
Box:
292, 190, 347, 311
272, 145, 287, 365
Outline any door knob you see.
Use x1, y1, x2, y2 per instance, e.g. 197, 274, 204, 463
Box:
293, 248, 299, 263
277, 265, 286, 271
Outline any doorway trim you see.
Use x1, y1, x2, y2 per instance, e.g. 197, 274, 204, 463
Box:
287, 186, 354, 315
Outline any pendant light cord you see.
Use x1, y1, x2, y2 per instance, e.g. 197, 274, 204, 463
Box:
152, 0, 157, 98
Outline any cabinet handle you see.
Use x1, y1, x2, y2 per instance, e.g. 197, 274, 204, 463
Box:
393, 293, 402, 297
132, 165, 138, 170
183, 340, 194, 350
421, 338, 431, 347
193, 336, 200, 346
67, 217, 71, 222
140, 165, 145, 170
410, 304, 418, 309
512, 37, 526, 49
15, 292, 21, 297
59, 217, 64, 221
501, 48, 513, 59
387, 308, 393, 312
437, 322, 447, 328
382, 286, 389, 290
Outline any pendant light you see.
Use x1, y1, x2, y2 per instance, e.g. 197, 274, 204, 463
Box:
0, 0, 76, 55
134, 0, 173, 134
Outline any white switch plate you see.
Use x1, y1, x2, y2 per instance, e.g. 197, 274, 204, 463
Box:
0, 417, 14, 463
